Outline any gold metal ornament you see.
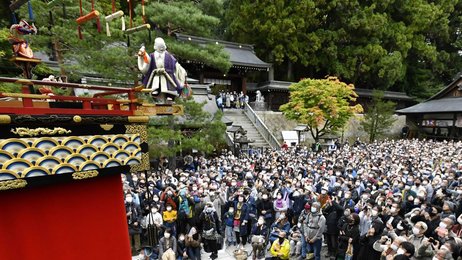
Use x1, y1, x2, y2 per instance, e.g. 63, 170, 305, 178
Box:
125, 124, 147, 143
11, 127, 72, 137
100, 124, 114, 131
73, 115, 82, 123
130, 153, 149, 173
0, 115, 12, 124
72, 170, 99, 180
0, 179, 27, 190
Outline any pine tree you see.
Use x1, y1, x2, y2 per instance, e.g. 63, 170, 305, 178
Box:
360, 90, 397, 142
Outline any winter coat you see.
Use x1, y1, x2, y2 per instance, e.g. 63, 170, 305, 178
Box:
338, 223, 360, 256
324, 202, 343, 235
358, 234, 381, 260
257, 199, 274, 220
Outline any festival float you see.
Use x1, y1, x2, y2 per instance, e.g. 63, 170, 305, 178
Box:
0, 2, 186, 258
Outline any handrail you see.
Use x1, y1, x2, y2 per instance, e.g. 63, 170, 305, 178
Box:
243, 102, 281, 149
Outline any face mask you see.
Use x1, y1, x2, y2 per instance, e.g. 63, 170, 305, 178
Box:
179, 235, 185, 241
238, 198, 244, 202
166, 206, 172, 211
344, 211, 350, 216
321, 190, 327, 195
390, 208, 396, 214
345, 194, 351, 199
311, 207, 317, 213
258, 219, 264, 225
164, 233, 171, 238
439, 222, 447, 229
371, 210, 378, 217
153, 197, 159, 202
229, 208, 234, 213
297, 223, 301, 228
390, 244, 398, 251
126, 197, 133, 203
397, 248, 405, 255
277, 195, 282, 199
413, 227, 421, 235
231, 182, 237, 186
262, 195, 268, 200
458, 217, 462, 225
151, 208, 158, 213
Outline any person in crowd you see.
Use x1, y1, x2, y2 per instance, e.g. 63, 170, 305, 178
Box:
159, 228, 177, 260
199, 202, 220, 260
323, 197, 343, 258
126, 193, 142, 255
234, 194, 250, 248
301, 201, 325, 260
224, 206, 237, 247
288, 224, 303, 258
163, 203, 178, 237
250, 216, 268, 260
269, 231, 290, 260
257, 192, 274, 227
176, 233, 187, 260
338, 212, 360, 260
185, 226, 201, 260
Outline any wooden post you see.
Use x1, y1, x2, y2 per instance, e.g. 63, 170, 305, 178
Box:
242, 76, 247, 95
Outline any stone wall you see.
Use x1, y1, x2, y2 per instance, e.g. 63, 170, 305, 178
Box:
256, 111, 406, 144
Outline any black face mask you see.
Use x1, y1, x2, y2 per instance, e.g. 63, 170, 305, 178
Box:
278, 237, 285, 244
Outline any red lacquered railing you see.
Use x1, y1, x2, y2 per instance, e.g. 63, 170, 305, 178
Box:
0, 77, 142, 116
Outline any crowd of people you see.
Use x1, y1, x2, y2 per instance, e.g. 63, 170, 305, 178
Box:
216, 91, 249, 111
125, 138, 462, 260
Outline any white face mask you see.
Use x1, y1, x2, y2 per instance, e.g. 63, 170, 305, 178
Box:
151, 208, 158, 213
126, 197, 133, 203
390, 244, 398, 251
258, 219, 264, 225
311, 207, 317, 213
153, 197, 159, 202
458, 217, 462, 225
166, 206, 172, 211
439, 222, 447, 229
179, 235, 185, 241
397, 248, 405, 255
321, 190, 327, 195
262, 195, 268, 200
164, 233, 170, 238
412, 227, 421, 235
277, 195, 282, 199
390, 207, 396, 214
371, 210, 378, 217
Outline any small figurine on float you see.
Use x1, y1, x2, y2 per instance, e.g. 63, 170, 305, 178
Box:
38, 75, 64, 96
9, 20, 37, 59
137, 37, 187, 102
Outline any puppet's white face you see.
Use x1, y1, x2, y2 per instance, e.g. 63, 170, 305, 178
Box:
154, 37, 166, 52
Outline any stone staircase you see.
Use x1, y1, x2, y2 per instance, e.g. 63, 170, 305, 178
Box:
223, 109, 271, 148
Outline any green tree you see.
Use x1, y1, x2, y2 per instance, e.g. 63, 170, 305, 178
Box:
280, 76, 363, 141
225, 0, 462, 99
5, 0, 230, 83
360, 90, 397, 142
148, 98, 226, 158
